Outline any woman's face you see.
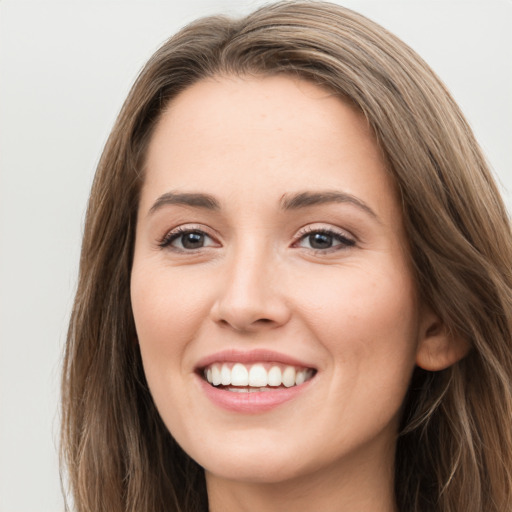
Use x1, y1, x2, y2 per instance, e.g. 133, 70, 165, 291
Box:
131, 75, 430, 485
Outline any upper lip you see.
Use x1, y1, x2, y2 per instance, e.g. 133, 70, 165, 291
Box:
195, 349, 316, 370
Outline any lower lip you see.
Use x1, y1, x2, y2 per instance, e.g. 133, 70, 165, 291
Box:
197, 375, 313, 413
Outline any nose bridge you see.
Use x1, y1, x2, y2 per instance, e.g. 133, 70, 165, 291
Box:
236, 232, 271, 284
212, 236, 289, 331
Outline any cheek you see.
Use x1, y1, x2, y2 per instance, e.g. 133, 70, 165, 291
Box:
132, 258, 207, 328
294, 259, 419, 373
297, 261, 419, 444
130, 262, 211, 377
130, 263, 212, 437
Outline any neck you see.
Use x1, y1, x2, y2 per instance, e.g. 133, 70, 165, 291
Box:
205, 442, 398, 512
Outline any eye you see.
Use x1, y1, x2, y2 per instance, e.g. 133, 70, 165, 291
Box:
159, 227, 218, 251
295, 228, 355, 251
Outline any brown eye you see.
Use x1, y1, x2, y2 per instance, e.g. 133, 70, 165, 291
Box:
179, 232, 206, 249
160, 229, 217, 251
308, 232, 334, 249
297, 229, 355, 251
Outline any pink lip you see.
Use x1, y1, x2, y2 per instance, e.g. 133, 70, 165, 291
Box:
196, 374, 313, 413
196, 349, 316, 414
194, 349, 316, 413
195, 348, 315, 370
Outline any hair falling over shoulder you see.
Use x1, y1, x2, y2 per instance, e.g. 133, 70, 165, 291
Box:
61, 2, 512, 511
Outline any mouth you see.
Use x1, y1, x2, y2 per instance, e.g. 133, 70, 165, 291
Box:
200, 362, 316, 393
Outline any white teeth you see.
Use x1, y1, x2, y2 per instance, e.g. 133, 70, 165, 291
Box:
203, 362, 314, 389
248, 364, 268, 387
226, 387, 270, 393
282, 366, 296, 387
267, 366, 282, 386
211, 364, 222, 386
221, 364, 231, 385
295, 369, 307, 385
231, 363, 249, 386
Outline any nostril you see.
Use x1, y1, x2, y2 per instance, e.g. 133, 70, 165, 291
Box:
216, 316, 276, 332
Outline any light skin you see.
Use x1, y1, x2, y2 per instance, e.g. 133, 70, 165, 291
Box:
130, 75, 466, 512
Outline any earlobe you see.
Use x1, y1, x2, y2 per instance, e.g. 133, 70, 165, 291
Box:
415, 311, 470, 372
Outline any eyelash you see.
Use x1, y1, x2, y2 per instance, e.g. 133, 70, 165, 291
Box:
158, 225, 356, 253
158, 226, 217, 251
293, 226, 356, 252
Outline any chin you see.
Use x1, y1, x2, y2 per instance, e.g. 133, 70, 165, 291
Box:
201, 455, 309, 485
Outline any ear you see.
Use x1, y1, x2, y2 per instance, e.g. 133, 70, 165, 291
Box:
416, 307, 470, 371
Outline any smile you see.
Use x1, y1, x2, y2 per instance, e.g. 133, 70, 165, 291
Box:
202, 362, 316, 391
195, 350, 318, 412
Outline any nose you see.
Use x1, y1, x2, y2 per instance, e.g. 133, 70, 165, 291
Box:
210, 246, 291, 333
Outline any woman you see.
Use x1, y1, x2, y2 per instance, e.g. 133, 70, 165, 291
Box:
61, 2, 512, 511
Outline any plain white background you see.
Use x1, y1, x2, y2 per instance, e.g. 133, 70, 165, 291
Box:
0, 1, 510, 510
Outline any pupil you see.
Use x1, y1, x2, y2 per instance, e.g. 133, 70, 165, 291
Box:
309, 233, 332, 249
182, 232, 204, 249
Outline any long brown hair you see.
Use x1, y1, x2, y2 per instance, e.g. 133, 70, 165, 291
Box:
61, 2, 512, 510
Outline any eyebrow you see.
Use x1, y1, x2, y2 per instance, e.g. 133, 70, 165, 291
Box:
148, 192, 220, 215
280, 191, 379, 220
148, 189, 378, 221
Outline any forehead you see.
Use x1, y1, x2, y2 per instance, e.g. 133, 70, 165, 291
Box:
142, 74, 398, 219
